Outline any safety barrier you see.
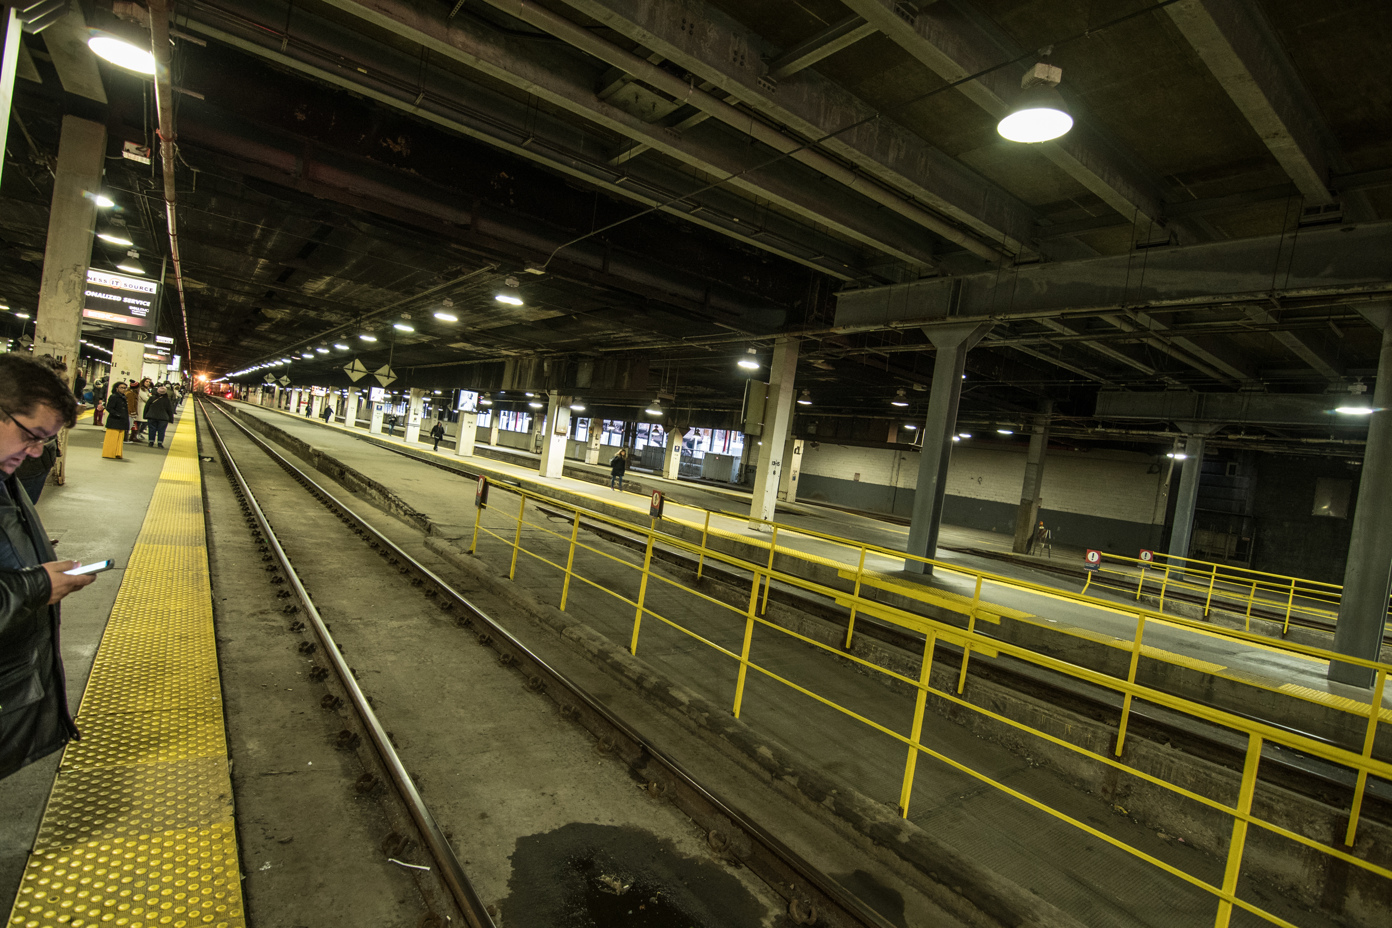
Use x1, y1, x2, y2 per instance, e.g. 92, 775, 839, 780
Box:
464, 479, 1392, 928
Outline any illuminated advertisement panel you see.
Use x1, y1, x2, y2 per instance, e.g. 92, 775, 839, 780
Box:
83, 269, 159, 334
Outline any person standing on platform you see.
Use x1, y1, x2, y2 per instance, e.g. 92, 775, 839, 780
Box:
126, 380, 143, 444
0, 354, 98, 779
102, 384, 130, 460
430, 419, 445, 451
143, 387, 174, 449
1030, 520, 1052, 558
609, 448, 628, 491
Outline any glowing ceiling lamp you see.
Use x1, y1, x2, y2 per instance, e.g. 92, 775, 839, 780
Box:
890, 389, 909, 408
737, 347, 760, 370
88, 35, 157, 75
998, 61, 1073, 144
796, 389, 812, 406
97, 228, 133, 246
645, 398, 663, 416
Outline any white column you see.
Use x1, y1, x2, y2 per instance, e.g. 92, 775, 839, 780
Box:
748, 338, 799, 529
369, 400, 385, 434
454, 411, 478, 456
539, 392, 571, 478
404, 388, 425, 442
310, 392, 324, 420
662, 426, 686, 480
778, 437, 804, 502
110, 339, 144, 392
585, 418, 602, 464
488, 415, 500, 447
346, 388, 360, 426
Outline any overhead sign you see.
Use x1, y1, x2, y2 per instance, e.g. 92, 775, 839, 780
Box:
374, 364, 397, 388
278, 375, 290, 386
155, 335, 175, 346
82, 269, 159, 335
263, 374, 275, 384
458, 390, 479, 413
344, 358, 369, 382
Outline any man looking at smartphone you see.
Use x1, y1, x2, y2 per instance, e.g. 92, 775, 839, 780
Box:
0, 355, 97, 780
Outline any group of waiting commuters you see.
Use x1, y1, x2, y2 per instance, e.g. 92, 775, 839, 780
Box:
96, 377, 185, 460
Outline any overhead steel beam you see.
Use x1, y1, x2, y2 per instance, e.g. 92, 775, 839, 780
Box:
1009, 343, 1115, 386
1164, 0, 1334, 206
838, 0, 1166, 225
534, 0, 1034, 261
183, 2, 921, 277
39, 8, 105, 103
836, 220, 1392, 325
1241, 305, 1342, 380
765, 15, 877, 80
1117, 311, 1254, 385
1034, 317, 1176, 383
1095, 390, 1367, 428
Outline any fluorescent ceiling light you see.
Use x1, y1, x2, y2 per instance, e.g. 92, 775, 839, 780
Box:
116, 260, 144, 274
97, 231, 133, 246
494, 293, 523, 306
528, 401, 543, 409
359, 333, 378, 342
434, 311, 458, 322
88, 35, 157, 74
301, 353, 314, 359
569, 402, 586, 412
315, 347, 329, 353
1335, 405, 1375, 415
333, 343, 350, 350
393, 321, 414, 332
903, 423, 918, 430
738, 347, 759, 370
958, 432, 972, 439
996, 428, 1014, 435
14, 312, 30, 320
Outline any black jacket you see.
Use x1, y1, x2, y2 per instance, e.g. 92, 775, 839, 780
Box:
105, 392, 130, 431
0, 476, 74, 780
430, 423, 445, 439
143, 394, 174, 421
610, 453, 627, 476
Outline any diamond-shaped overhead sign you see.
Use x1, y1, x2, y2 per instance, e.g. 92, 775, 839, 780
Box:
343, 358, 369, 382
374, 365, 397, 388
263, 374, 275, 384
278, 375, 291, 386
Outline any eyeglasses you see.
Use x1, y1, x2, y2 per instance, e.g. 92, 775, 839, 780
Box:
0, 405, 55, 449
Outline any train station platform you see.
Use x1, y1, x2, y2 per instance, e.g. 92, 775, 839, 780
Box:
0, 407, 246, 926
229, 401, 1392, 729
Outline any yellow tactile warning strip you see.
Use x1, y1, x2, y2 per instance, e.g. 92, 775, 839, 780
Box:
7, 413, 245, 928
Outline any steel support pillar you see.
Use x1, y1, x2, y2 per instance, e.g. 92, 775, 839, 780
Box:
539, 391, 571, 478
1331, 306, 1392, 687
906, 322, 992, 574
1011, 400, 1053, 553
1167, 423, 1220, 558
748, 338, 799, 530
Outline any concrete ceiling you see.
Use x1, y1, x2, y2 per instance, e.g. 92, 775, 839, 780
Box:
2, 0, 1390, 454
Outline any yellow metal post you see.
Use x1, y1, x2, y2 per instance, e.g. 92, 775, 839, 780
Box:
898, 631, 936, 817
1283, 579, 1296, 636
760, 526, 779, 615
469, 499, 483, 554
956, 575, 983, 695
696, 509, 711, 580
1158, 563, 1172, 612
1135, 564, 1147, 602
844, 545, 868, 650
508, 493, 526, 580
1344, 669, 1387, 847
629, 527, 657, 655
559, 511, 581, 611
1115, 615, 1147, 756
1244, 580, 1257, 631
1204, 563, 1219, 617
732, 568, 762, 718
1214, 733, 1263, 928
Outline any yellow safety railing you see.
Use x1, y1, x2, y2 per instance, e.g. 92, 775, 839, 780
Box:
1081, 548, 1391, 636
463, 480, 1392, 928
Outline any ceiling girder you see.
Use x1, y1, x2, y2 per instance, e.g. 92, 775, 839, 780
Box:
838, 0, 1167, 225
1241, 305, 1343, 380
39, 8, 105, 103
765, 14, 877, 81
1164, 0, 1335, 207
516, 0, 1031, 262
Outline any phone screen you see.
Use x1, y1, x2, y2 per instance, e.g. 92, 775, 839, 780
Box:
64, 560, 113, 576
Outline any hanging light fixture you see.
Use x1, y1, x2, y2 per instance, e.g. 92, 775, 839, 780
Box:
88, 34, 157, 74
891, 388, 909, 407
333, 343, 350, 350
998, 59, 1073, 144
97, 227, 133, 246
797, 389, 812, 406
359, 332, 378, 342
645, 398, 663, 416
90, 192, 116, 208
494, 276, 524, 306
737, 347, 760, 370
116, 252, 144, 274
393, 314, 415, 332
569, 400, 587, 412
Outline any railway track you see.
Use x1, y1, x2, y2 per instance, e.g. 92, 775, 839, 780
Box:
199, 399, 905, 928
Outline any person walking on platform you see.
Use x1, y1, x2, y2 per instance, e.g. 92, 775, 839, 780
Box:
321, 400, 333, 424
430, 419, 445, 451
0, 354, 98, 780
102, 384, 131, 460
143, 387, 174, 448
609, 447, 628, 491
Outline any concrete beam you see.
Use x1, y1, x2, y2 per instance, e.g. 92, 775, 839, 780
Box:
1036, 318, 1166, 380
765, 15, 877, 81
542, 0, 1036, 260
40, 9, 106, 104
838, 0, 1166, 224
1165, 0, 1333, 206
1242, 305, 1343, 380
835, 220, 1392, 327
1094, 390, 1362, 428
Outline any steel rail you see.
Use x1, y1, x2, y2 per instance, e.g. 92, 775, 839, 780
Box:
199, 402, 496, 928
200, 398, 897, 928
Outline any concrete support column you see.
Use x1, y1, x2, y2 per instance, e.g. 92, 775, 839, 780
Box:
1011, 400, 1054, 553
0, 10, 21, 193
1167, 423, 1220, 558
34, 117, 105, 378
454, 411, 478, 456
905, 322, 992, 574
530, 406, 546, 454
662, 426, 686, 480
748, 337, 799, 529
346, 388, 360, 426
110, 340, 145, 394
778, 437, 804, 501
539, 392, 571, 478
404, 388, 425, 442
369, 400, 385, 434
737, 435, 754, 485
585, 419, 602, 464
488, 415, 500, 447
310, 392, 324, 420
1331, 306, 1392, 687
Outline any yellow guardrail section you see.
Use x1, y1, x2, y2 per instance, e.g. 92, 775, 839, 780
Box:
465, 479, 1390, 928
1080, 548, 1392, 635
